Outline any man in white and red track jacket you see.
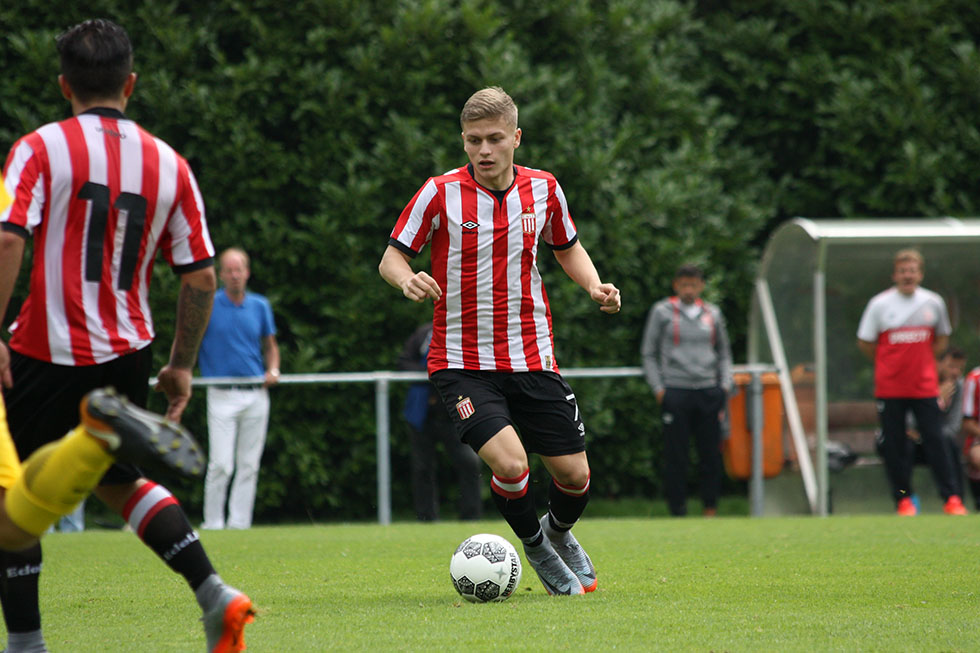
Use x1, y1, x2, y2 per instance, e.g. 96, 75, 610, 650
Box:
0, 18, 252, 651
857, 248, 965, 516
380, 87, 620, 597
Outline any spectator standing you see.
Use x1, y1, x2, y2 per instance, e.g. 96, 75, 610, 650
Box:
641, 264, 733, 517
0, 19, 254, 652
199, 247, 279, 530
958, 357, 980, 509
904, 347, 967, 505
857, 249, 967, 515
399, 323, 483, 521
380, 87, 621, 595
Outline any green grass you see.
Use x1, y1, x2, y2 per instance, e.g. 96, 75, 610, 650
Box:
31, 515, 980, 651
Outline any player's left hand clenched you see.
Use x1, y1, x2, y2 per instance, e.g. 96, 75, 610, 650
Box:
591, 283, 621, 314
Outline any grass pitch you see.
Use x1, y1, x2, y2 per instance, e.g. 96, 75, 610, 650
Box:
32, 515, 979, 651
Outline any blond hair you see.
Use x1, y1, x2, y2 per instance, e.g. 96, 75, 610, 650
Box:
893, 248, 923, 269
219, 247, 250, 269
460, 86, 518, 129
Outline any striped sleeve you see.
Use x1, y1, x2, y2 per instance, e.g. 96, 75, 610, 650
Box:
161, 155, 214, 268
1, 136, 47, 234
540, 178, 577, 249
390, 178, 440, 255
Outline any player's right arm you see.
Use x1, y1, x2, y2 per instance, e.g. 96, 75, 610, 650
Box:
0, 230, 26, 388
379, 245, 441, 303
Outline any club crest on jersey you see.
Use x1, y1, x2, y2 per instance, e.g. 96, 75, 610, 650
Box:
521, 211, 536, 234
456, 396, 475, 420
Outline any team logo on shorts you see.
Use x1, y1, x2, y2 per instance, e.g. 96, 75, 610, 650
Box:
521, 211, 536, 234
456, 396, 475, 420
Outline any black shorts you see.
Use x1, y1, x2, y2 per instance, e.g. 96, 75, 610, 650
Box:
3, 347, 153, 484
430, 369, 587, 456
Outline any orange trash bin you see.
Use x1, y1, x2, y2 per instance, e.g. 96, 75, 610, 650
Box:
723, 372, 783, 480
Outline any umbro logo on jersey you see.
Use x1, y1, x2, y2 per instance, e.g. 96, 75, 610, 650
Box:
461, 221, 478, 230
456, 396, 475, 420
96, 126, 126, 139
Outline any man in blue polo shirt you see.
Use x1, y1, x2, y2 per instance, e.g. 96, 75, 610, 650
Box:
198, 247, 280, 530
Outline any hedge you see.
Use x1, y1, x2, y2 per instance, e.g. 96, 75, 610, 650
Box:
1, 0, 978, 520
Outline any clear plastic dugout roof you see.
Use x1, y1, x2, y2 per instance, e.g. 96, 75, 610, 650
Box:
749, 217, 980, 514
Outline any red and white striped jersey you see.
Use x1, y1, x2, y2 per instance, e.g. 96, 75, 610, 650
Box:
389, 164, 578, 374
962, 367, 980, 420
1, 108, 214, 366
856, 287, 950, 398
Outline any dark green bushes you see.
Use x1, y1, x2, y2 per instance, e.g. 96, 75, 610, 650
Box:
2, 0, 977, 520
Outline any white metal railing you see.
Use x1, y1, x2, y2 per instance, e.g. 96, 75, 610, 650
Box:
166, 365, 777, 523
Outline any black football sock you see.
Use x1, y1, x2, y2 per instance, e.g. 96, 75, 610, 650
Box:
0, 545, 43, 633
122, 481, 215, 590
546, 473, 590, 532
490, 469, 540, 540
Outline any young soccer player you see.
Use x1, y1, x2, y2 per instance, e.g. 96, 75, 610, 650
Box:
380, 86, 620, 595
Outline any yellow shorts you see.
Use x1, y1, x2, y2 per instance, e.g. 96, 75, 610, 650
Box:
0, 395, 23, 489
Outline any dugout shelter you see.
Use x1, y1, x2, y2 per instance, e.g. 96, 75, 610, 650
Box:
750, 218, 980, 516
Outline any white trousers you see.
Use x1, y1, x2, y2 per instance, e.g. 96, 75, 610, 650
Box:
202, 387, 270, 529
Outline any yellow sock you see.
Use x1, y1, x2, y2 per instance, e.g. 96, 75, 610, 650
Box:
4, 426, 113, 536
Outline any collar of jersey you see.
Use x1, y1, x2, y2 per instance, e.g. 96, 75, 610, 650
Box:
465, 163, 517, 198
80, 107, 127, 120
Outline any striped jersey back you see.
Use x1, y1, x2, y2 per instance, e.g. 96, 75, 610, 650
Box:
1, 110, 214, 365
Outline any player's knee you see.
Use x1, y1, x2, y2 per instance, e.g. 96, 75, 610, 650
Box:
492, 460, 528, 480
554, 465, 590, 489
0, 497, 38, 552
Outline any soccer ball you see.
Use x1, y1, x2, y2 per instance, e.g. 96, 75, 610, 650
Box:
449, 533, 522, 603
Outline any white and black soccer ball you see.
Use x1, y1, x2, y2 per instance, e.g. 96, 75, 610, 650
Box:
449, 533, 522, 603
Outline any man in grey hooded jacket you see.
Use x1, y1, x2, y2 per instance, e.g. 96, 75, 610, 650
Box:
642, 264, 733, 516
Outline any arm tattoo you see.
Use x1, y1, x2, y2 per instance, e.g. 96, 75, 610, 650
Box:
170, 283, 214, 368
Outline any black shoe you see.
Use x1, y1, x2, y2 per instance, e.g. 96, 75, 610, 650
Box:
80, 388, 205, 477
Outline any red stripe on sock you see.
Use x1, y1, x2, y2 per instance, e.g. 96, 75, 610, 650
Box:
136, 496, 178, 538
491, 469, 529, 499
122, 481, 158, 520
